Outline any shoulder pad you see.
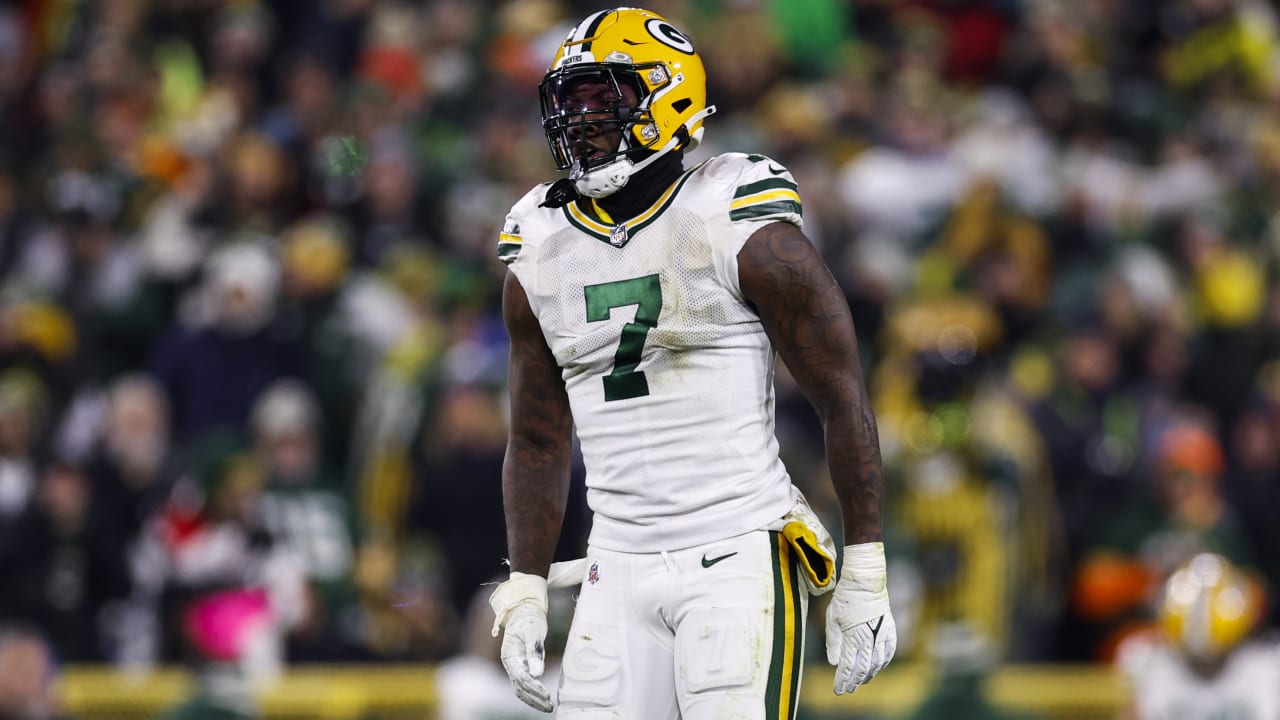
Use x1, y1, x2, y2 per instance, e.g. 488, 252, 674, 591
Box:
698, 152, 760, 180
721, 153, 802, 224
497, 182, 554, 266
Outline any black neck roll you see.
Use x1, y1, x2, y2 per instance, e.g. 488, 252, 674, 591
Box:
597, 150, 685, 221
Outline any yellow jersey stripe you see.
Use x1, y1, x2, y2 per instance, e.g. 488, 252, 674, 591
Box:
730, 188, 802, 211
778, 535, 798, 720
566, 203, 614, 233
767, 533, 801, 719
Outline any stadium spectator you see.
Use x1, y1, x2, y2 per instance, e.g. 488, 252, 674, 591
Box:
1116, 553, 1279, 719
1224, 382, 1280, 625
0, 372, 41, 526
123, 430, 308, 668
83, 374, 175, 548
0, 461, 130, 662
149, 242, 305, 448
1071, 416, 1257, 661
251, 379, 364, 661
0, 624, 71, 720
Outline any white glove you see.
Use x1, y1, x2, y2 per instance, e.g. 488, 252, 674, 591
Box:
489, 572, 553, 712
825, 542, 898, 695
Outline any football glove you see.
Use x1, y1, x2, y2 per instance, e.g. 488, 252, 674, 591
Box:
825, 542, 898, 695
489, 572, 553, 712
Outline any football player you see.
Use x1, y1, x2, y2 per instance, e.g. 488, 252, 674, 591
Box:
1117, 553, 1279, 719
488, 7, 896, 717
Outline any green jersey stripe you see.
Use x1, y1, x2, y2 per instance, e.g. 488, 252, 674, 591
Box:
766, 534, 786, 718
497, 242, 522, 264
734, 177, 797, 198
730, 199, 803, 221
786, 549, 803, 719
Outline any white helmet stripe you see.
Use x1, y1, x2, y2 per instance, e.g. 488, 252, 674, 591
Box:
571, 9, 610, 44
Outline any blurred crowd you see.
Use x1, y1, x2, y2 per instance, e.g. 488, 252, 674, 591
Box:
0, 0, 1279, 695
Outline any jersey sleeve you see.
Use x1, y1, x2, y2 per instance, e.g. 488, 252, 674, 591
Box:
496, 183, 550, 267
497, 212, 523, 266
709, 153, 805, 298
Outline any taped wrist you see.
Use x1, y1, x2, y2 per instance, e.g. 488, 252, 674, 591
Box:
489, 572, 548, 637
832, 542, 890, 628
840, 542, 888, 593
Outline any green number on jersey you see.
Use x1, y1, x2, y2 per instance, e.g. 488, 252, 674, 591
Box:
584, 274, 662, 401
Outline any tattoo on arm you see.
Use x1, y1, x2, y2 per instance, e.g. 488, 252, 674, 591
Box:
737, 222, 884, 545
502, 272, 574, 575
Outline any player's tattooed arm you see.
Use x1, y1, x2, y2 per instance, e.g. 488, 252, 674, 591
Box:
738, 222, 884, 545
501, 272, 574, 576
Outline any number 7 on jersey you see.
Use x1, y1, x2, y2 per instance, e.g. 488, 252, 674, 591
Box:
584, 274, 662, 402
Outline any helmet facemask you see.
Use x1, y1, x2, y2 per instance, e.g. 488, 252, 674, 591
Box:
540, 64, 665, 198
538, 8, 715, 199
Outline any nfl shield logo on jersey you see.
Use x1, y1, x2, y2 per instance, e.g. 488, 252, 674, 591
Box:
609, 223, 628, 247
588, 561, 600, 584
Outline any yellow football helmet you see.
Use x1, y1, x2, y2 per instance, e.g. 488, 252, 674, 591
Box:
1160, 554, 1264, 663
539, 7, 716, 197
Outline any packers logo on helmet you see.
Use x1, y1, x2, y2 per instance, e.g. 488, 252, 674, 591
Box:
539, 8, 716, 198
1160, 553, 1265, 664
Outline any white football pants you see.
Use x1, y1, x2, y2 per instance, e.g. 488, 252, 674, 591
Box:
555, 529, 808, 719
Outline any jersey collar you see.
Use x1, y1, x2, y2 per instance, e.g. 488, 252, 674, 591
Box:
563, 161, 704, 247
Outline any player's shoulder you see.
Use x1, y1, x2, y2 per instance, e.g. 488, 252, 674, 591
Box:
692, 153, 803, 225
507, 181, 557, 220
695, 152, 796, 184
498, 182, 556, 266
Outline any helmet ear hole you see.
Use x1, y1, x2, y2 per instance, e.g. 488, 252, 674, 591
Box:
672, 98, 692, 113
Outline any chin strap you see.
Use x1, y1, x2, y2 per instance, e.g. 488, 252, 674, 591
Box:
566, 105, 718, 200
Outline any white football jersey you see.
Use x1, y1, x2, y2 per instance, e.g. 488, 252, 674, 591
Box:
1118, 635, 1280, 720
499, 153, 803, 552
